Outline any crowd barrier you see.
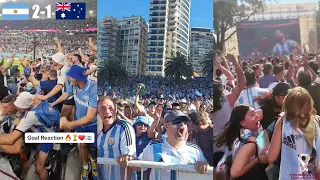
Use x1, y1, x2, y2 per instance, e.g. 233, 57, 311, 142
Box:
98, 157, 214, 180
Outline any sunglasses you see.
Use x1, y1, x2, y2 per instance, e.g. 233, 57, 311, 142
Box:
136, 122, 148, 127
171, 117, 189, 125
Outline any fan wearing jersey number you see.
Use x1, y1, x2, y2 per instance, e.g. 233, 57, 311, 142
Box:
117, 110, 209, 180
97, 97, 136, 180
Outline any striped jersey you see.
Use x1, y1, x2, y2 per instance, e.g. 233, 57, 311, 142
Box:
138, 137, 207, 180
97, 119, 136, 180
235, 87, 269, 109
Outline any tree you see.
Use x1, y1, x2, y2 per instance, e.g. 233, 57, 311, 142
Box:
214, 0, 272, 51
164, 51, 193, 82
201, 49, 222, 79
98, 59, 128, 86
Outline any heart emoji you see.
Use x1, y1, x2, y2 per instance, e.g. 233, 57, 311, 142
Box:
78, 135, 85, 141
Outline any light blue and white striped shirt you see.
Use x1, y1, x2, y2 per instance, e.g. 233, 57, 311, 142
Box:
235, 87, 270, 109
97, 119, 136, 180
138, 137, 207, 180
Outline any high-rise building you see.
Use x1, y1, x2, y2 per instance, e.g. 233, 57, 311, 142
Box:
98, 16, 148, 75
98, 16, 122, 62
118, 16, 148, 75
147, 0, 191, 76
189, 27, 214, 74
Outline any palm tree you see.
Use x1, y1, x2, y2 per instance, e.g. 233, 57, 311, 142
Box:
201, 48, 222, 79
98, 59, 128, 86
164, 51, 193, 82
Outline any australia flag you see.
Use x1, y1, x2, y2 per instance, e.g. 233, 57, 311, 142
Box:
56, 2, 86, 20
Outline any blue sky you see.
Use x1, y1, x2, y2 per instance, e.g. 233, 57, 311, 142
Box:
97, 0, 213, 30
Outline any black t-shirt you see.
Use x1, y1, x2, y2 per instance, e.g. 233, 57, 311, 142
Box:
0, 72, 9, 101
6, 65, 18, 83
303, 82, 320, 115
260, 99, 281, 129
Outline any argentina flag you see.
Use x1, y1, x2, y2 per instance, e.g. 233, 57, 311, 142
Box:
2, 3, 29, 20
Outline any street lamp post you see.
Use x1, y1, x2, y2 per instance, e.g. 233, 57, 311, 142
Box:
33, 35, 38, 61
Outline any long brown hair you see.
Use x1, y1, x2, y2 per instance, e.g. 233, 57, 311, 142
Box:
282, 87, 316, 148
215, 105, 251, 150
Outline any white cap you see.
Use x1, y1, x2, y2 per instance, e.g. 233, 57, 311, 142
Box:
52, 52, 65, 65
14, 92, 34, 109
180, 99, 187, 103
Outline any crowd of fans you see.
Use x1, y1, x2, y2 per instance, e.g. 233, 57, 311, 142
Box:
97, 46, 320, 180
97, 71, 215, 178
101, 76, 213, 103
0, 31, 97, 56
0, 18, 96, 30
0, 23, 98, 180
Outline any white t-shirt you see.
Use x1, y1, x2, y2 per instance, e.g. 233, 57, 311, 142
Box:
15, 111, 53, 133
138, 137, 207, 180
57, 65, 69, 94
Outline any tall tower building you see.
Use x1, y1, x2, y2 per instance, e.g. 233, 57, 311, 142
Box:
189, 27, 214, 74
98, 16, 122, 62
118, 16, 148, 75
147, 0, 191, 76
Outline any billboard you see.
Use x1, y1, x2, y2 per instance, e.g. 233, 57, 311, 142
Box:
236, 19, 301, 59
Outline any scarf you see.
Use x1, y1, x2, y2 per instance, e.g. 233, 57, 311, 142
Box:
279, 117, 320, 180
216, 128, 266, 174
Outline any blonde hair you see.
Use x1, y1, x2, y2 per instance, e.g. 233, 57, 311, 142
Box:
282, 87, 317, 148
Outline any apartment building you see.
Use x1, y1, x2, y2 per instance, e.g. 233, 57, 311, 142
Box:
189, 27, 214, 74
118, 16, 148, 75
146, 0, 191, 76
98, 16, 122, 62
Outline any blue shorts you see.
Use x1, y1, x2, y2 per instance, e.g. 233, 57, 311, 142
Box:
75, 125, 97, 148
39, 143, 53, 153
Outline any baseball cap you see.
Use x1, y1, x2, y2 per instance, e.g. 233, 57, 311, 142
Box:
52, 52, 65, 65
164, 110, 191, 123
273, 82, 291, 96
133, 116, 150, 127
14, 92, 34, 109
66, 65, 87, 82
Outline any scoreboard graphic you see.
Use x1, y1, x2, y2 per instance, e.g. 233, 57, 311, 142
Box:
1, 2, 86, 20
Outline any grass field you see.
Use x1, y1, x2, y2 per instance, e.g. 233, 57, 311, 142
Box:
1, 58, 25, 71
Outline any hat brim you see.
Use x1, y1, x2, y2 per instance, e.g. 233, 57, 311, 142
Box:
66, 71, 87, 82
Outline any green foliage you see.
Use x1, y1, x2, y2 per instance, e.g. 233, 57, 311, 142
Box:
98, 59, 128, 86
214, 0, 273, 51
164, 51, 193, 82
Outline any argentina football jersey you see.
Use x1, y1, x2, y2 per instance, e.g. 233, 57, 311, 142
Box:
97, 119, 137, 180
67, 79, 98, 127
138, 137, 207, 180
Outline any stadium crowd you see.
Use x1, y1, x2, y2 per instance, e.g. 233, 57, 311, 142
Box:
0, 24, 98, 180
0, 18, 96, 30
